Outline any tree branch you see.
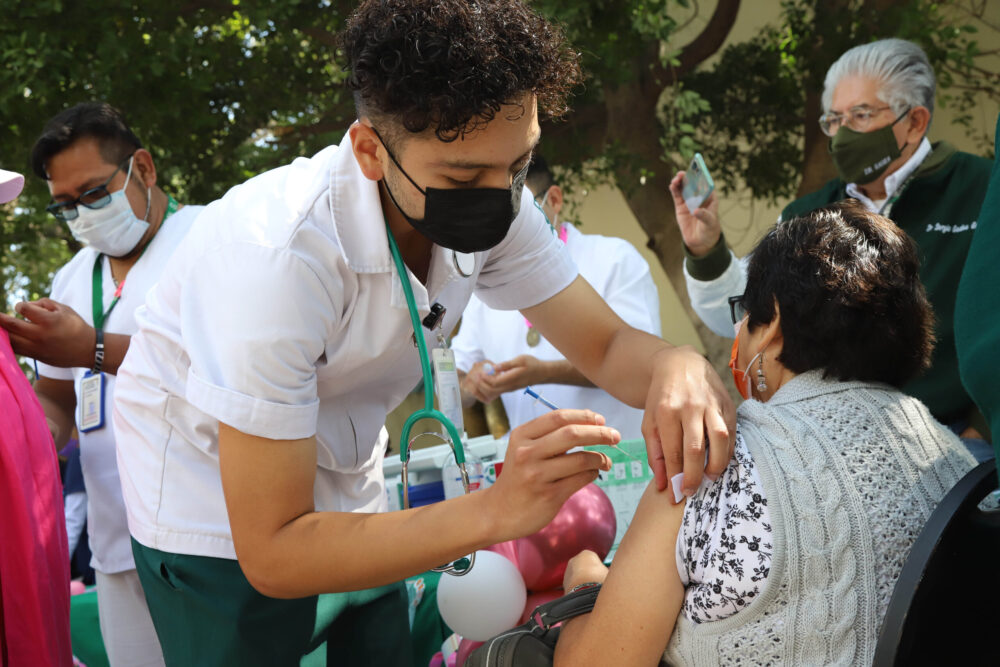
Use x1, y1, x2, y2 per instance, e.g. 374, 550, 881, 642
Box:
302, 27, 339, 49
651, 0, 741, 84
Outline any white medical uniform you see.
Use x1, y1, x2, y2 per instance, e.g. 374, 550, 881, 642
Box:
37, 203, 201, 666
451, 223, 660, 440
113, 136, 577, 562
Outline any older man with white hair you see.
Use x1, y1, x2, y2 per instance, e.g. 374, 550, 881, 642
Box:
671, 38, 993, 447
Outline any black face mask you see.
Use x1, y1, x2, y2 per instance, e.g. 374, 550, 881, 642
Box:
372, 127, 528, 253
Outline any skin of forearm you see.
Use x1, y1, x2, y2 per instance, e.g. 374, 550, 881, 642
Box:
37, 394, 74, 450
238, 487, 509, 599
33, 378, 77, 450
538, 359, 594, 388
574, 326, 673, 410
457, 370, 478, 408
92, 332, 130, 375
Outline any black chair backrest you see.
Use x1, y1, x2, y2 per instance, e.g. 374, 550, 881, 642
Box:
873, 461, 1000, 666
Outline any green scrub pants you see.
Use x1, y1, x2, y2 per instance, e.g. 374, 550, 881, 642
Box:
132, 539, 414, 666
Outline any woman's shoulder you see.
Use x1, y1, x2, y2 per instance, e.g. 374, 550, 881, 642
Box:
677, 430, 774, 624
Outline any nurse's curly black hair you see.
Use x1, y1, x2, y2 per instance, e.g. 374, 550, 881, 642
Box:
339, 0, 582, 145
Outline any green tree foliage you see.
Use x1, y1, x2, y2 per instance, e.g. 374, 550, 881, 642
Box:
1, 0, 358, 304
687, 0, 999, 204
2, 0, 995, 374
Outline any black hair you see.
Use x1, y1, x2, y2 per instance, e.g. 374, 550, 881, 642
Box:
31, 102, 142, 180
740, 199, 934, 388
526, 154, 555, 196
339, 0, 581, 146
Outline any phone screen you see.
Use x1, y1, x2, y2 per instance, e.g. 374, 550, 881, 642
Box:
682, 153, 715, 212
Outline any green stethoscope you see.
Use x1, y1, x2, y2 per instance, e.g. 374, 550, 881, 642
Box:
385, 219, 475, 576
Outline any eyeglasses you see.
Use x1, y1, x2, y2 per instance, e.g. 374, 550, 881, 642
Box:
46, 153, 135, 222
818, 105, 894, 137
728, 294, 746, 326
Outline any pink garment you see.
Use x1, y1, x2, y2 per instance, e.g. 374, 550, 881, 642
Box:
0, 329, 72, 666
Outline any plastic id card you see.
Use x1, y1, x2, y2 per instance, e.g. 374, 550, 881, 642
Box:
79, 370, 106, 432
432, 347, 465, 435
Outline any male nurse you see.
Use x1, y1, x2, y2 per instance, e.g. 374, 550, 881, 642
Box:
0, 102, 204, 665
113, 1, 735, 664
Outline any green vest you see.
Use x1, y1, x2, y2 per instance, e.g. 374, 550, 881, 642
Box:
783, 143, 993, 423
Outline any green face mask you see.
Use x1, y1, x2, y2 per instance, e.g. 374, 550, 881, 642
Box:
828, 109, 909, 185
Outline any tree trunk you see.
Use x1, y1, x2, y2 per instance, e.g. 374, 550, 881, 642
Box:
603, 77, 740, 399
797, 89, 837, 197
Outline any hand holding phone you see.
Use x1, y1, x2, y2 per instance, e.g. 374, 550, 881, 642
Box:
681, 153, 715, 212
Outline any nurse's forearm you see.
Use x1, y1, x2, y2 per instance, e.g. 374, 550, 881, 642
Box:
219, 419, 615, 599
538, 359, 594, 387
254, 489, 505, 598
585, 326, 674, 409
92, 332, 130, 375
219, 424, 502, 598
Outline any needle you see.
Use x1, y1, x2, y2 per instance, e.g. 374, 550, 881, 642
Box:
522, 387, 641, 462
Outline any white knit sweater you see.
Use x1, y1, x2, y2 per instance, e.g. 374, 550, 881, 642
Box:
663, 371, 976, 666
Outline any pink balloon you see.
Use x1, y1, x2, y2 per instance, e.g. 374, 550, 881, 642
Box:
519, 588, 563, 624
428, 652, 444, 667
455, 638, 484, 666
513, 483, 616, 591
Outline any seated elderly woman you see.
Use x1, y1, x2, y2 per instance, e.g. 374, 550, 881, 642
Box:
554, 200, 976, 666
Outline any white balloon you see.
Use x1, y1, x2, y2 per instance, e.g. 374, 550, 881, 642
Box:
436, 550, 527, 641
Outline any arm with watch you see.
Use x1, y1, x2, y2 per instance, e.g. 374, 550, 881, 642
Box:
0, 297, 131, 375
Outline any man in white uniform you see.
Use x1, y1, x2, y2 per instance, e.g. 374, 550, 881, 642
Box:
0, 102, 203, 666
112, 1, 735, 664
454, 157, 660, 439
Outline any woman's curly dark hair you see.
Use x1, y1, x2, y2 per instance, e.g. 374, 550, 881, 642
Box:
740, 199, 935, 388
339, 0, 582, 142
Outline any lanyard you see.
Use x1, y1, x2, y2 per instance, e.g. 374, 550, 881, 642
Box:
386, 220, 474, 575
91, 195, 178, 332
385, 221, 465, 468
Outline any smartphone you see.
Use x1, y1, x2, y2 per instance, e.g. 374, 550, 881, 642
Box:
682, 153, 715, 212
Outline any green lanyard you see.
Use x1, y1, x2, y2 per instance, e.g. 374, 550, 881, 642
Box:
91, 195, 179, 331
384, 220, 465, 467
386, 219, 473, 575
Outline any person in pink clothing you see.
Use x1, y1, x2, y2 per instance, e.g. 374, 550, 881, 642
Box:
0, 168, 72, 666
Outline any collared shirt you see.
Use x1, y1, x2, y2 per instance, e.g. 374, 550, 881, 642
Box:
451, 222, 661, 439
113, 131, 576, 560
37, 204, 202, 574
846, 137, 932, 212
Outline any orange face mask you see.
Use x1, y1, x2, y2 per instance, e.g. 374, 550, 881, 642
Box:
729, 316, 762, 400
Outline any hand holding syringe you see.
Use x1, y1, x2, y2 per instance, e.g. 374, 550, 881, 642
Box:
523, 387, 642, 462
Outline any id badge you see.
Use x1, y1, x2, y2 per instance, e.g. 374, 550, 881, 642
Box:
79, 371, 106, 432
432, 347, 465, 435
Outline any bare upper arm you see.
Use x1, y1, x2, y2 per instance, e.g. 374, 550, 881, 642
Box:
555, 481, 687, 666
217, 422, 318, 574
34, 376, 77, 448
35, 376, 76, 410
520, 276, 625, 377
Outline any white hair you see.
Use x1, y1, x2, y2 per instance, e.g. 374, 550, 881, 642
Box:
822, 38, 935, 124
